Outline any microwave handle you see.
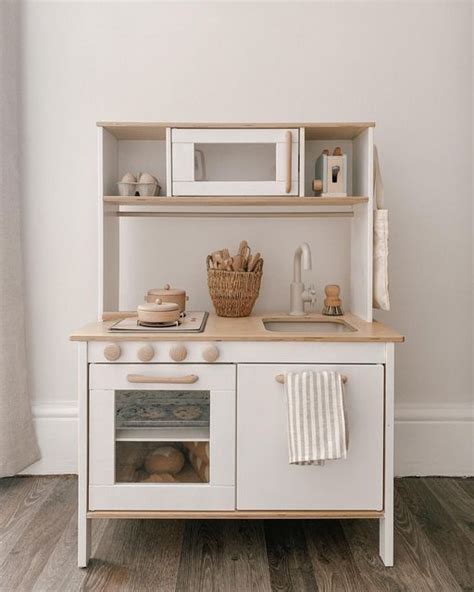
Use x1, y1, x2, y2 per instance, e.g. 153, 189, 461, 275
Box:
195, 149, 206, 181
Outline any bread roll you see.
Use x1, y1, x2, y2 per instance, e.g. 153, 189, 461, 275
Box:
143, 472, 177, 483
183, 441, 209, 464
144, 446, 185, 475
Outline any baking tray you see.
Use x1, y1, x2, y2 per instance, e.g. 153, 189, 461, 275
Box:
116, 390, 210, 428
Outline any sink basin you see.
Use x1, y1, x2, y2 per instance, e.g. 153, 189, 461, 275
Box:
263, 319, 356, 334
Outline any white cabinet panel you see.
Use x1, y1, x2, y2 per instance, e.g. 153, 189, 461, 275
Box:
90, 363, 235, 391
237, 364, 384, 510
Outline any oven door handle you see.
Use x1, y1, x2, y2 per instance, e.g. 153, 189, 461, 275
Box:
126, 374, 199, 385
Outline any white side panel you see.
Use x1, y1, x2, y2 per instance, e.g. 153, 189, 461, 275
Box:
89, 484, 235, 511
89, 389, 115, 485
380, 343, 395, 566
99, 128, 119, 318
350, 128, 373, 321
237, 363, 384, 510
77, 343, 90, 567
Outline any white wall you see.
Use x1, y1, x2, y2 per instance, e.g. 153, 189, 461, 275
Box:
20, 1, 473, 475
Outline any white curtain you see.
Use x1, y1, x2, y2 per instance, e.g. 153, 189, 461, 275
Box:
0, 0, 40, 476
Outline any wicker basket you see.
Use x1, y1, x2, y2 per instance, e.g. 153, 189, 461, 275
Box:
207, 257, 263, 317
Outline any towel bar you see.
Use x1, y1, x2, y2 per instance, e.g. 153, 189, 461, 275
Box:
275, 374, 348, 384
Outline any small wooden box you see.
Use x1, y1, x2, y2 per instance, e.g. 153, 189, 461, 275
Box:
314, 153, 347, 197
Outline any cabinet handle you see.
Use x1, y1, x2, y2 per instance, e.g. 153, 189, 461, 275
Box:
285, 131, 292, 193
127, 374, 199, 384
275, 374, 347, 384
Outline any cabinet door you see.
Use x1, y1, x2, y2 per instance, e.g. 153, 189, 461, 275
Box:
237, 364, 384, 510
89, 365, 235, 511
171, 128, 299, 196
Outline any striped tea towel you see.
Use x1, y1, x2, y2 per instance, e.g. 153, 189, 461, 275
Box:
285, 371, 347, 465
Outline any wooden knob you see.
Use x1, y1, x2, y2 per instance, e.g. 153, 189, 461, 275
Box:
202, 345, 219, 362
313, 179, 323, 192
170, 344, 187, 362
104, 343, 121, 361
137, 344, 154, 362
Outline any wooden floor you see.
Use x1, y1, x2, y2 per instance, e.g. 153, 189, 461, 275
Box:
0, 477, 472, 591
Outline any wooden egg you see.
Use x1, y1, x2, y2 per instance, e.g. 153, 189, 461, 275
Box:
144, 446, 185, 475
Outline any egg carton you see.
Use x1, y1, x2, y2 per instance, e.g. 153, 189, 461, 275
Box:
117, 172, 161, 197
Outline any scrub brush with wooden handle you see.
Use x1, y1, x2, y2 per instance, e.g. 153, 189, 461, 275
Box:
322, 285, 344, 316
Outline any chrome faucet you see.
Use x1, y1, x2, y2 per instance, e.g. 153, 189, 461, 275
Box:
289, 242, 316, 316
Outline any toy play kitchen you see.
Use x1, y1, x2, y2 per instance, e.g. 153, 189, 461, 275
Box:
70, 122, 403, 568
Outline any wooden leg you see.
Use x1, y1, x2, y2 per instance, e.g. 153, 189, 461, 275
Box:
380, 343, 395, 567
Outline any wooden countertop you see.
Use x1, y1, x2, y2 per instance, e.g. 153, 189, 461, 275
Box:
70, 312, 404, 343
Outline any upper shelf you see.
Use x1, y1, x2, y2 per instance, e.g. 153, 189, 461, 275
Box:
98, 122, 375, 141
103, 196, 369, 206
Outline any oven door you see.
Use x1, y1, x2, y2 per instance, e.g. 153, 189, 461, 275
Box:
88, 364, 235, 511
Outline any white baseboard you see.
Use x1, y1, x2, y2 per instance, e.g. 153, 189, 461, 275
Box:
21, 401, 474, 477
20, 402, 78, 475
394, 403, 474, 477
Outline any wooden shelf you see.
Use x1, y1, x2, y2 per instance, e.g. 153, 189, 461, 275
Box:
104, 196, 369, 207
98, 121, 374, 141
115, 426, 210, 442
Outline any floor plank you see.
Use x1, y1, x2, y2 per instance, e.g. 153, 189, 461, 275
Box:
0, 476, 77, 591
424, 478, 474, 545
303, 519, 365, 592
342, 484, 463, 592
397, 478, 474, 591
264, 519, 319, 592
0, 476, 59, 566
32, 512, 108, 592
0, 476, 472, 592
219, 521, 272, 592
175, 520, 228, 592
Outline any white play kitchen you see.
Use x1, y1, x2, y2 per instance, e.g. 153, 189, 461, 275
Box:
70, 122, 403, 568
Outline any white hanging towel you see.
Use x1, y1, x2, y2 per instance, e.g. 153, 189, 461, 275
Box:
285, 371, 347, 465
373, 145, 390, 310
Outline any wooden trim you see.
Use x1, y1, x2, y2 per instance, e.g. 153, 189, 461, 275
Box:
116, 211, 354, 219
87, 509, 384, 520
103, 196, 368, 206
97, 122, 375, 141
72, 312, 405, 343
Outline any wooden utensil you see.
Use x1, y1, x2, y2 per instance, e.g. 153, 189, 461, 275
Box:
247, 252, 261, 272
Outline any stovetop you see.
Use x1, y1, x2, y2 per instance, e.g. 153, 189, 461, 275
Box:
109, 311, 208, 333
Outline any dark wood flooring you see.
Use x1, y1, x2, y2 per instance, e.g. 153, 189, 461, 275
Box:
0, 476, 472, 591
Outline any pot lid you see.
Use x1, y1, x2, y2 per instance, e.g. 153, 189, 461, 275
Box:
138, 298, 180, 312
147, 284, 185, 296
